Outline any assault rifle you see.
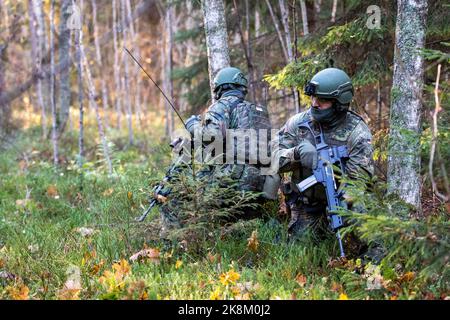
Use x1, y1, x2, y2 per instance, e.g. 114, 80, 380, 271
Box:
135, 137, 185, 222
296, 120, 349, 258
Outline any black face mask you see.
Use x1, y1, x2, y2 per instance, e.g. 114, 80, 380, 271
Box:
310, 104, 346, 126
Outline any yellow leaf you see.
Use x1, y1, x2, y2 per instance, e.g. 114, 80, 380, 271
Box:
175, 260, 183, 269
127, 191, 133, 200
338, 293, 349, 300
247, 230, 259, 253
295, 274, 307, 287
399, 271, 415, 283
103, 188, 114, 196
219, 269, 240, 286
46, 185, 58, 198
112, 259, 131, 276
210, 287, 222, 300
7, 284, 30, 300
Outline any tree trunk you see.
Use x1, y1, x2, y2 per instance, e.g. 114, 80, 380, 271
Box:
300, 0, 309, 36
331, 0, 338, 23
28, 0, 47, 138
162, 3, 175, 136
75, 0, 84, 162
279, 0, 299, 113
92, 0, 110, 130
265, 0, 288, 63
80, 28, 113, 175
121, 0, 134, 144
50, 0, 59, 165
201, 0, 231, 101
387, 0, 428, 211
112, 0, 122, 129
57, 0, 72, 137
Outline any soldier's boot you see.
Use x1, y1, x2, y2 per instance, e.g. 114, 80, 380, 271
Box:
287, 205, 326, 242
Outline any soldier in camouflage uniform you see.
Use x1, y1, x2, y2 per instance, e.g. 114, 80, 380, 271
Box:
271, 68, 374, 241
160, 67, 279, 239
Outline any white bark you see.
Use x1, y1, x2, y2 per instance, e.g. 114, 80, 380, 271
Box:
300, 0, 309, 36
331, 0, 338, 23
265, 0, 288, 63
80, 29, 113, 175
201, 0, 231, 101
92, 0, 110, 130
112, 0, 122, 129
28, 0, 47, 138
121, 0, 134, 144
74, 0, 84, 161
50, 0, 59, 165
279, 0, 299, 113
57, 0, 72, 136
387, 0, 428, 211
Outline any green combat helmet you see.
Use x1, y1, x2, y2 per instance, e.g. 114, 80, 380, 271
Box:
213, 67, 248, 92
304, 68, 354, 106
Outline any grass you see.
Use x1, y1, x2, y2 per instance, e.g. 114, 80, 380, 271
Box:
0, 111, 448, 300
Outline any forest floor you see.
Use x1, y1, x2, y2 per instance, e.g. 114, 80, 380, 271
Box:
0, 113, 447, 300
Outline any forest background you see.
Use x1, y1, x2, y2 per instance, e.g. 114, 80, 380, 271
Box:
0, 0, 448, 300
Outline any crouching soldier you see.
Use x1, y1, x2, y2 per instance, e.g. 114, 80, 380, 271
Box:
271, 68, 380, 258
160, 67, 280, 239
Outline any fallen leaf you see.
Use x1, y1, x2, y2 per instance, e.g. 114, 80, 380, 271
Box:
127, 191, 133, 200
338, 293, 349, 300
331, 282, 343, 292
398, 271, 415, 283
175, 260, 183, 269
295, 274, 307, 287
46, 185, 58, 198
129, 248, 160, 263
7, 284, 29, 300
15, 199, 29, 207
75, 227, 97, 237
28, 244, 39, 253
247, 230, 259, 253
103, 188, 114, 196
19, 160, 27, 171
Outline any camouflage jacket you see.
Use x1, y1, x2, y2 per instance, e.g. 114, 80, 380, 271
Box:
200, 90, 271, 192
271, 109, 373, 206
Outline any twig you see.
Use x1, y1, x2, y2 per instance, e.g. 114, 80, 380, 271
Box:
429, 64, 448, 202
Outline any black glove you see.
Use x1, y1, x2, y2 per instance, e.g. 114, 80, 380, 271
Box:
294, 140, 318, 169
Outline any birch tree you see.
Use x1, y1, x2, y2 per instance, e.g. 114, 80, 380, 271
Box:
163, 3, 175, 135
28, 0, 47, 138
92, 0, 110, 130
121, 0, 134, 145
49, 0, 59, 164
387, 0, 428, 211
74, 0, 84, 162
112, 0, 122, 129
201, 0, 230, 101
57, 0, 72, 136
279, 0, 299, 112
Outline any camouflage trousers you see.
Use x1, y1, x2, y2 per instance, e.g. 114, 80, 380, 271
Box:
287, 202, 330, 241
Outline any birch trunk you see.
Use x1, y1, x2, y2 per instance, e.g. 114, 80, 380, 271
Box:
300, 0, 309, 36
28, 0, 47, 138
80, 32, 113, 175
74, 0, 84, 161
112, 0, 122, 129
162, 4, 175, 136
201, 0, 231, 101
57, 0, 72, 136
92, 0, 110, 130
279, 0, 299, 113
387, 0, 428, 211
50, 0, 59, 165
331, 0, 338, 23
265, 0, 288, 63
121, 0, 134, 144
126, 0, 143, 130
